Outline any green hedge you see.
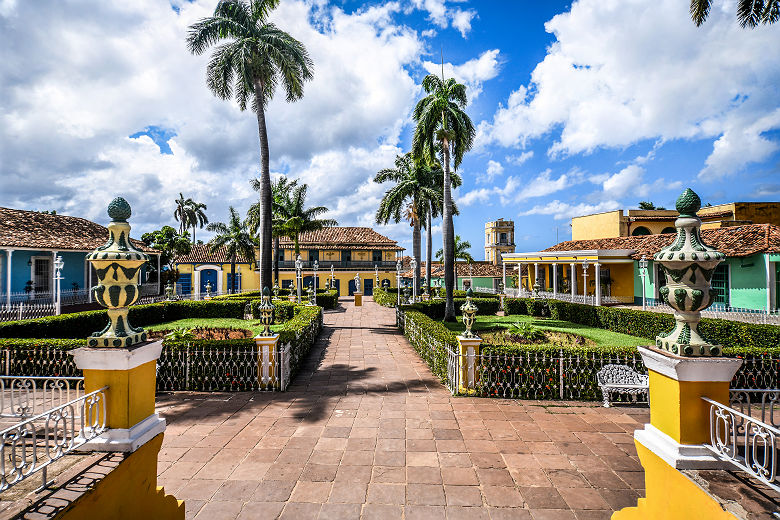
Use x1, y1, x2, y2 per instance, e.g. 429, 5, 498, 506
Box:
403, 297, 501, 320
399, 310, 457, 383
373, 286, 397, 307
501, 298, 780, 354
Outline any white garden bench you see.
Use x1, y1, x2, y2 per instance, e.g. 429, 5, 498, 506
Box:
596, 365, 649, 408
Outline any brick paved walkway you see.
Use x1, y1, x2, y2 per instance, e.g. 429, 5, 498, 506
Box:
156, 298, 648, 519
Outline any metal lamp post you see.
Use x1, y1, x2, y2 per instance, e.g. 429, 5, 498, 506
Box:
258, 287, 274, 337
273, 283, 279, 299
395, 259, 402, 306
53, 255, 64, 315
410, 257, 417, 303
295, 254, 302, 304
313, 260, 319, 306
639, 255, 648, 310
375, 264, 379, 286
582, 260, 590, 305
330, 264, 335, 287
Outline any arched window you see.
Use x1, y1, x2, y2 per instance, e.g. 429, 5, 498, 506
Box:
632, 226, 651, 236
661, 227, 676, 234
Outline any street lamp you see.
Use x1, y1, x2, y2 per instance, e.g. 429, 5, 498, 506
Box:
295, 254, 303, 304
582, 260, 590, 305
395, 258, 402, 306
639, 255, 649, 311
410, 257, 417, 303
53, 255, 64, 315
313, 260, 319, 306
375, 264, 379, 286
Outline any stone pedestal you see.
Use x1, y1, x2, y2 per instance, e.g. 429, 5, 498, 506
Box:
456, 336, 482, 390
72, 340, 166, 453
354, 292, 362, 306
614, 346, 743, 520
255, 334, 280, 390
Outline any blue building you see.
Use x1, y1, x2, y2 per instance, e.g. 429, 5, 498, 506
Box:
0, 207, 159, 307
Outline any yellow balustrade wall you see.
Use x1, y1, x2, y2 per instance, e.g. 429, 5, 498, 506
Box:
572, 210, 624, 240
55, 434, 183, 520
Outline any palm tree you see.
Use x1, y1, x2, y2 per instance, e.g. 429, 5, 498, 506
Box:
173, 193, 192, 236
187, 0, 313, 292
435, 235, 473, 291
276, 183, 337, 256
421, 162, 462, 296
248, 176, 298, 284
691, 0, 779, 27
375, 154, 444, 298
413, 74, 475, 320
187, 200, 209, 243
206, 207, 256, 294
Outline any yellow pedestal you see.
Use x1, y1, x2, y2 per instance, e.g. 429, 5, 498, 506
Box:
613, 346, 742, 519
355, 292, 362, 306
255, 334, 280, 390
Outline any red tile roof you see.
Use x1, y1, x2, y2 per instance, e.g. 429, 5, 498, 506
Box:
544, 223, 780, 259
402, 261, 509, 278
0, 206, 155, 252
277, 227, 403, 251
177, 244, 255, 264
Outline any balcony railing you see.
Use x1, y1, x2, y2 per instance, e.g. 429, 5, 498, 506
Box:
276, 260, 398, 270
704, 389, 780, 493
0, 376, 85, 419
0, 385, 107, 492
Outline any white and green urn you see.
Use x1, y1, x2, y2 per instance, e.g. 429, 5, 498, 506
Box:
654, 188, 725, 357
86, 197, 150, 347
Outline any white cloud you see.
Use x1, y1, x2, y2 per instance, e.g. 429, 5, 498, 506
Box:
602, 165, 644, 198
477, 0, 780, 176
0, 0, 425, 239
521, 200, 621, 220
460, 168, 573, 207
477, 159, 503, 184
410, 0, 476, 36
505, 151, 533, 166
423, 49, 501, 100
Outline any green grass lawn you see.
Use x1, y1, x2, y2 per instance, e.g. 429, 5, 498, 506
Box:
146, 318, 283, 336
442, 314, 646, 348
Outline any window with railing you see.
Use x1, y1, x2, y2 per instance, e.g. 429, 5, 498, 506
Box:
712, 264, 730, 306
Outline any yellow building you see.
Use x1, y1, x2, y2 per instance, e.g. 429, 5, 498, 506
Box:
572, 202, 780, 240
484, 218, 515, 264
176, 227, 404, 296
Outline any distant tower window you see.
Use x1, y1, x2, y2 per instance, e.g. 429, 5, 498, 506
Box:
631, 226, 651, 236
500, 232, 507, 243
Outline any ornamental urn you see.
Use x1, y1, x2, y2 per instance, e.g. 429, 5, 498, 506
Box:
86, 197, 149, 347
654, 188, 726, 357
460, 287, 478, 338
257, 287, 275, 337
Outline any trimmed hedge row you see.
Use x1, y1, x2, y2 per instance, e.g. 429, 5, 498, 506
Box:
399, 309, 457, 384
402, 298, 501, 320
0, 300, 247, 339
502, 298, 780, 354
373, 286, 397, 307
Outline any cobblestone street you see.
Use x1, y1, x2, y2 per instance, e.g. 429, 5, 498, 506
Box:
156, 298, 649, 519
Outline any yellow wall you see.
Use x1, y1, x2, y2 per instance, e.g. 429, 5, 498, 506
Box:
572, 210, 624, 240
56, 434, 183, 520
352, 250, 370, 261
606, 263, 634, 298
524, 262, 633, 297
277, 271, 396, 289
321, 250, 341, 262
613, 442, 738, 520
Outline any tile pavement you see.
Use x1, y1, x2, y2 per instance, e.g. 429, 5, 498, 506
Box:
156, 297, 649, 519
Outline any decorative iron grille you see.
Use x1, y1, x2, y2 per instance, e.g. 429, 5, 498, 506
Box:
0, 376, 84, 419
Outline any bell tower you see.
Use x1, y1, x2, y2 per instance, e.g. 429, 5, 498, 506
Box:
484, 219, 515, 265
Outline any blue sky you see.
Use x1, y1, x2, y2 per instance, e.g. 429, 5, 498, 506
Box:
1, 0, 778, 259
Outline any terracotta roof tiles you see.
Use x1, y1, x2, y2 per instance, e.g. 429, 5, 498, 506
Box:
277, 227, 403, 251
0, 206, 155, 253
177, 244, 254, 264
544, 223, 780, 259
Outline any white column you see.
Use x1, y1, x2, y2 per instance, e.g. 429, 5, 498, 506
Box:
52, 250, 58, 301
88, 261, 93, 303
5, 249, 12, 306
595, 262, 602, 306
552, 263, 558, 298
518, 263, 524, 292
570, 263, 576, 298
534, 263, 539, 288
502, 261, 506, 291
193, 269, 201, 298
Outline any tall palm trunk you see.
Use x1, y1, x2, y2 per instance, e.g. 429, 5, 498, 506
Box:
273, 236, 280, 284
254, 80, 273, 292
412, 215, 421, 299
426, 202, 432, 295
441, 138, 455, 320
192, 225, 196, 244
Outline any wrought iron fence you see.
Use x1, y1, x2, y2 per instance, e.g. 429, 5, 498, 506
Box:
704, 390, 780, 493
0, 303, 56, 322
0, 376, 84, 419
638, 300, 780, 325
0, 386, 107, 493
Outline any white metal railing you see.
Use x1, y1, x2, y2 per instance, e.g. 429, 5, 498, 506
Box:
704, 389, 780, 493
0, 386, 107, 493
0, 377, 85, 419
638, 300, 780, 325
0, 302, 56, 322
